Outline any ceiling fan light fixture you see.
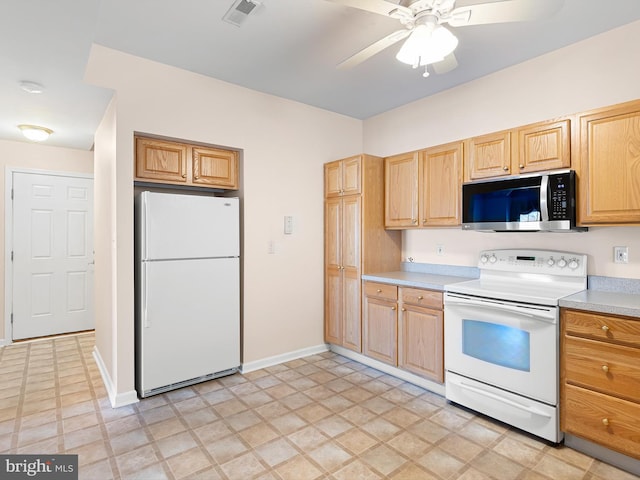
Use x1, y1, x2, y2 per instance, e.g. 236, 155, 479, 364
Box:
18, 124, 53, 142
395, 23, 458, 67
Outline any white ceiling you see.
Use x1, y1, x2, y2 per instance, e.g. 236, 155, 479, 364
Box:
2, 0, 640, 151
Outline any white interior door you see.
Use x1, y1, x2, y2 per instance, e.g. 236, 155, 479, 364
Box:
11, 172, 94, 340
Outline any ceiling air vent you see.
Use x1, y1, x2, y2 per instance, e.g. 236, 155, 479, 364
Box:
223, 0, 261, 27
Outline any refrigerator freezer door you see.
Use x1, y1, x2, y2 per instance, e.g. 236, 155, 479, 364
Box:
139, 257, 240, 393
141, 192, 239, 261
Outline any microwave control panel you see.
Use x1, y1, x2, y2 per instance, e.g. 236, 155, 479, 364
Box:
548, 173, 574, 220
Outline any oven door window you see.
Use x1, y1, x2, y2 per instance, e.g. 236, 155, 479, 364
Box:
462, 319, 530, 372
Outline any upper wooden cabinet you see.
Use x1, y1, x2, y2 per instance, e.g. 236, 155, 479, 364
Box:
135, 136, 238, 190
577, 100, 640, 225
465, 119, 571, 181
324, 156, 361, 197
419, 141, 463, 227
384, 151, 419, 228
385, 142, 462, 228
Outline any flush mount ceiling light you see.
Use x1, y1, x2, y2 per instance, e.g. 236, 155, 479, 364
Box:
19, 80, 45, 94
18, 124, 53, 142
395, 16, 458, 69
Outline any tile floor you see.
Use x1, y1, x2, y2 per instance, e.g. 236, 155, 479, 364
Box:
0, 332, 638, 480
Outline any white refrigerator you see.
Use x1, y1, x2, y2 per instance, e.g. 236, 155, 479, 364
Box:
135, 191, 240, 397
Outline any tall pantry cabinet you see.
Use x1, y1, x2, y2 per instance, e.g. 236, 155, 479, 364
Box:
324, 155, 402, 352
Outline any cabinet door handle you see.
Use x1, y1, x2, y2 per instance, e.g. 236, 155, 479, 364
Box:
391, 306, 396, 311
519, 164, 524, 169
602, 365, 609, 373
503, 166, 509, 171
602, 418, 609, 426
417, 295, 423, 300
412, 219, 418, 224
601, 325, 610, 332
401, 308, 406, 312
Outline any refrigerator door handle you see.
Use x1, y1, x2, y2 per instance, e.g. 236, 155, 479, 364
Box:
143, 263, 150, 328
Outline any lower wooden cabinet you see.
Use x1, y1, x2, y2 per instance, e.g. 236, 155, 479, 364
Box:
363, 282, 398, 365
561, 308, 640, 459
398, 287, 444, 382
363, 281, 444, 382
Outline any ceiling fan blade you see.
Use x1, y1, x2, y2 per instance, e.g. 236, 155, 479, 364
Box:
337, 29, 411, 69
447, 0, 564, 27
433, 52, 458, 74
325, 0, 410, 17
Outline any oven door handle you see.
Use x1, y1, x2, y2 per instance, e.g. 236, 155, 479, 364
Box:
458, 381, 552, 419
445, 298, 556, 323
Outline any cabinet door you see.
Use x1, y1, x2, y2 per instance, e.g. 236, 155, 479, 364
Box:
342, 196, 362, 351
135, 137, 188, 184
517, 119, 570, 174
419, 142, 463, 226
578, 103, 640, 224
192, 147, 238, 189
363, 296, 397, 365
341, 156, 362, 196
324, 267, 342, 344
399, 304, 443, 382
385, 152, 419, 228
467, 131, 511, 180
324, 160, 342, 197
324, 198, 342, 344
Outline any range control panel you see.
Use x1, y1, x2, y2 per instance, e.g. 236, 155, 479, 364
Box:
478, 249, 587, 277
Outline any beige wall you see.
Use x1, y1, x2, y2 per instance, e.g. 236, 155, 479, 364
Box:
363, 20, 640, 279
93, 98, 117, 385
0, 139, 93, 343
85, 45, 363, 400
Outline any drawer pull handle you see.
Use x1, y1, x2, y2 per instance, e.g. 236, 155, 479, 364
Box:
401, 308, 406, 312
602, 418, 609, 426
417, 295, 423, 300
376, 289, 382, 293
601, 325, 609, 332
602, 365, 609, 373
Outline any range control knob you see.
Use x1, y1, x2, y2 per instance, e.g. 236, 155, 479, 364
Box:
557, 258, 568, 268
547, 258, 555, 267
489, 255, 498, 264
480, 255, 489, 264
569, 259, 580, 270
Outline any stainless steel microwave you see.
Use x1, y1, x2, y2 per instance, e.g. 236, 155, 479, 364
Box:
462, 170, 586, 232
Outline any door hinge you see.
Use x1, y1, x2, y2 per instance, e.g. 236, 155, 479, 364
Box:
11, 251, 13, 262
10, 313, 13, 325
11, 188, 13, 200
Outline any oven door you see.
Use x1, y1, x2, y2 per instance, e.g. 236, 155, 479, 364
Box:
444, 292, 558, 405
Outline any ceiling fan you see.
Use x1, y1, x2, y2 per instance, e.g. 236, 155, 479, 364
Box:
328, 0, 564, 77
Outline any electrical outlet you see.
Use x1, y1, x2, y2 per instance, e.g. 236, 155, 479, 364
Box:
614, 246, 628, 264
284, 215, 293, 234
436, 245, 444, 256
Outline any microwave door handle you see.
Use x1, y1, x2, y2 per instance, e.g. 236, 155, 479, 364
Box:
540, 175, 549, 222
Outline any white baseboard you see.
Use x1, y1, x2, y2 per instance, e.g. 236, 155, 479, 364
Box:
329, 345, 446, 397
93, 346, 139, 408
241, 343, 330, 374
0, 337, 9, 347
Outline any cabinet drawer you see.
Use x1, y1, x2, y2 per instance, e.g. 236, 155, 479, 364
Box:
400, 287, 442, 309
563, 309, 640, 346
564, 336, 640, 403
563, 384, 640, 460
364, 282, 398, 301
